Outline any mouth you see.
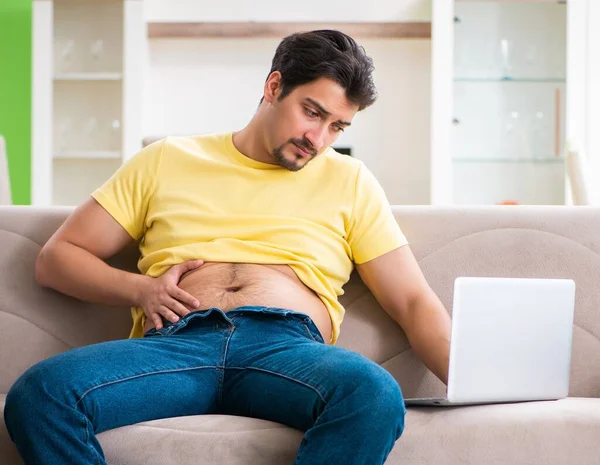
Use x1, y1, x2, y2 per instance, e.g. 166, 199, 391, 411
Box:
293, 143, 313, 158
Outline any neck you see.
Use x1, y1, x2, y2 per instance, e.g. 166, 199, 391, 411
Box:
232, 115, 275, 165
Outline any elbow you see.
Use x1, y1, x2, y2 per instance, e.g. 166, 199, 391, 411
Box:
35, 245, 54, 288
394, 294, 434, 336
391, 293, 420, 327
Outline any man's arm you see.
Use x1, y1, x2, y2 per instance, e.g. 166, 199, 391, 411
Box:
355, 246, 451, 385
36, 198, 202, 328
36, 197, 149, 306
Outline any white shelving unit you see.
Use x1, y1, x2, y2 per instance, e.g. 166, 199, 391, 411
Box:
430, 0, 600, 206
54, 73, 124, 81
32, 0, 144, 206
54, 151, 122, 159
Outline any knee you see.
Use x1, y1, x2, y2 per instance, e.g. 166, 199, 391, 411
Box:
361, 366, 406, 437
338, 357, 406, 437
5, 359, 68, 427
5, 370, 35, 433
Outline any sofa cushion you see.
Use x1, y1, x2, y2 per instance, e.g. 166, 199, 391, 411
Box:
98, 414, 303, 465
96, 398, 600, 465
391, 397, 600, 465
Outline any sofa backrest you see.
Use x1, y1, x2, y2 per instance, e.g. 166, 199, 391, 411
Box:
1, 205, 599, 399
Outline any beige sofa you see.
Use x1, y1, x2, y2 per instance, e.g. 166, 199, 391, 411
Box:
1, 205, 600, 465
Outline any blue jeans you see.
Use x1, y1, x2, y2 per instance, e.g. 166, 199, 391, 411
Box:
4, 306, 405, 464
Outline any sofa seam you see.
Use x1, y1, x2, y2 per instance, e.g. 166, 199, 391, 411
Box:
0, 228, 44, 247
0, 309, 74, 349
417, 227, 600, 262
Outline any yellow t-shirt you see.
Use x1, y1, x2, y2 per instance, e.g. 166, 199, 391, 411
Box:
92, 132, 407, 343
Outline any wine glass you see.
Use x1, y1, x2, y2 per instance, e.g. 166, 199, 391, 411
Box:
90, 39, 105, 72
58, 39, 75, 74
82, 117, 99, 151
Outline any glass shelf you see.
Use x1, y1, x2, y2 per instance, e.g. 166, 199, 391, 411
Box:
53, 1, 124, 76
454, 77, 565, 83
54, 151, 122, 160
54, 73, 123, 81
451, 1, 567, 206
453, 157, 564, 164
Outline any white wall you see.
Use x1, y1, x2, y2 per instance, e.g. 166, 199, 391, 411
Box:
143, 0, 432, 23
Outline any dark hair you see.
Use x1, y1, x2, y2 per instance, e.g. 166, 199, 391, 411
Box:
264, 29, 377, 111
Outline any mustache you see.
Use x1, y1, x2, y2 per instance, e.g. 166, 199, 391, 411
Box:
290, 138, 317, 156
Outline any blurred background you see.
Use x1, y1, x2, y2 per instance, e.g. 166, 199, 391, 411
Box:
1, 0, 599, 207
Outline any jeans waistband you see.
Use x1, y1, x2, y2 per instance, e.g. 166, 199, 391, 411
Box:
144, 306, 324, 343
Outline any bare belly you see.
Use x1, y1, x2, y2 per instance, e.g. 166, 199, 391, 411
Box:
143, 262, 332, 342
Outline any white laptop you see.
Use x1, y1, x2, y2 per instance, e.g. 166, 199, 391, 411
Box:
404, 277, 576, 407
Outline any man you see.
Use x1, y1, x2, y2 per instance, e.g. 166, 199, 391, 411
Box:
4, 30, 451, 464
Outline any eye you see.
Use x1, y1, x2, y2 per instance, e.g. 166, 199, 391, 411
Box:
304, 107, 319, 118
333, 125, 345, 133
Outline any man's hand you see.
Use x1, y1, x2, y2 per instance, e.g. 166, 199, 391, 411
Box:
140, 260, 205, 330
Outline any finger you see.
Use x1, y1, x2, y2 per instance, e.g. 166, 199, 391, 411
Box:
169, 286, 199, 308
167, 260, 204, 282
166, 298, 192, 317
178, 259, 205, 274
159, 306, 180, 323
151, 313, 163, 330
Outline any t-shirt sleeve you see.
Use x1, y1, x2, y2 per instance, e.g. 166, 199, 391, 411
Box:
91, 139, 164, 240
347, 162, 408, 264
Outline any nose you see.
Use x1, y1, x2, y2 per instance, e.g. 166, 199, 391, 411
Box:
304, 126, 327, 152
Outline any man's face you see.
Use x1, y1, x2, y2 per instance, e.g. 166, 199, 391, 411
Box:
263, 76, 359, 171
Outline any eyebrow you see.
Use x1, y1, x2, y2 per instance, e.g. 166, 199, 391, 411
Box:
304, 98, 352, 127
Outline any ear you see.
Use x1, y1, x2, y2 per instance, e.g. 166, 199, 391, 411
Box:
263, 71, 283, 104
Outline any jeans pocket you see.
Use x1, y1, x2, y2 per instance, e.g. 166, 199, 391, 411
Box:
300, 322, 324, 343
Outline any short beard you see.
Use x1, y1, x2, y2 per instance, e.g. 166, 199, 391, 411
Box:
271, 139, 316, 172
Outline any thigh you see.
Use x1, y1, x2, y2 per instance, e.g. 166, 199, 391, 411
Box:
10, 323, 226, 434
222, 330, 401, 432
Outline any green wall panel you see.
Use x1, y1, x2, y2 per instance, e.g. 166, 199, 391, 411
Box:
0, 0, 32, 205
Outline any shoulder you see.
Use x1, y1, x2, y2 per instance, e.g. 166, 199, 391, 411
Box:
160, 132, 229, 155
317, 147, 363, 175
